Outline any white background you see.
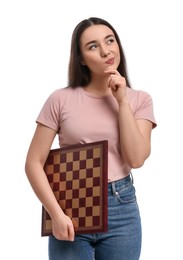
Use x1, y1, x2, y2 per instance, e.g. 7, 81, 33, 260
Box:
0, 0, 183, 259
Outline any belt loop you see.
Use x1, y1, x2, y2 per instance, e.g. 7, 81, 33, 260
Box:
130, 172, 134, 184
111, 182, 116, 196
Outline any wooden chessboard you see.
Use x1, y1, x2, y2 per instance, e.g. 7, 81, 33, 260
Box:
41, 140, 108, 236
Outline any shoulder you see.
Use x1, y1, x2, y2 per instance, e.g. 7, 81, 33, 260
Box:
126, 87, 154, 107
126, 87, 156, 115
49, 86, 76, 98
46, 86, 80, 103
126, 87, 152, 100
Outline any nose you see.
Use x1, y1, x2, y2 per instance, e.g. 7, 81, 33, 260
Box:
100, 45, 110, 57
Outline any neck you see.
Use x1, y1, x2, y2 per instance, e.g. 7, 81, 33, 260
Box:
84, 77, 112, 96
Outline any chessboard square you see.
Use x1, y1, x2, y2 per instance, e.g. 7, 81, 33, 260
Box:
93, 206, 100, 216
93, 176, 100, 186
54, 164, 60, 173
86, 158, 93, 168
66, 162, 73, 171
93, 186, 100, 196
47, 155, 54, 165
60, 200, 66, 209
80, 160, 86, 169
93, 196, 100, 206
85, 216, 93, 227
93, 158, 101, 167
73, 151, 80, 161
73, 170, 79, 180
93, 147, 101, 157
92, 167, 100, 177
86, 168, 93, 178
59, 190, 66, 200
79, 217, 86, 227
79, 208, 86, 218
79, 150, 87, 160
86, 177, 93, 188
85, 207, 92, 216
60, 163, 66, 173
66, 180, 73, 190
53, 154, 61, 164
66, 171, 73, 181
66, 190, 72, 199
66, 152, 73, 162
79, 178, 86, 188
53, 173, 60, 183
72, 179, 80, 189
73, 161, 80, 171
66, 199, 72, 208
92, 216, 100, 226
45, 219, 52, 230
79, 188, 86, 198
72, 189, 79, 199
86, 187, 93, 197
86, 197, 93, 207
59, 181, 66, 191
79, 169, 86, 179
60, 171, 66, 181
47, 165, 54, 175
72, 208, 79, 218
53, 182, 59, 191
72, 198, 80, 208
79, 197, 86, 208
87, 149, 93, 159
60, 153, 66, 163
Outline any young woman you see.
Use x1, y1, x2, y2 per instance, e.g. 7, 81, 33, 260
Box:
25, 17, 157, 260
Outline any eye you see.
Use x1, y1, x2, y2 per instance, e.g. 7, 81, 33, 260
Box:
89, 44, 97, 50
107, 38, 115, 44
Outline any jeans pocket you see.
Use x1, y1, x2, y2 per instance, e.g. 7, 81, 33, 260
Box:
116, 183, 137, 204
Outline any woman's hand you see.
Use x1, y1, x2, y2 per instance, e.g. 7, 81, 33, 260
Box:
104, 69, 127, 104
51, 212, 75, 241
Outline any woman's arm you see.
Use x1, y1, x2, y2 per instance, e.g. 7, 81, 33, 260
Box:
105, 69, 153, 168
118, 100, 152, 168
25, 123, 75, 240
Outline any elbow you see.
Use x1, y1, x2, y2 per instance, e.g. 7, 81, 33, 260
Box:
127, 151, 151, 169
128, 159, 145, 169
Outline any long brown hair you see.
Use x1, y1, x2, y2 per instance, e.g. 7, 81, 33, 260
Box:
68, 17, 131, 88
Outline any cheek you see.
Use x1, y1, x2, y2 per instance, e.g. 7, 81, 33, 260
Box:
115, 50, 121, 66
116, 56, 120, 67
85, 55, 101, 70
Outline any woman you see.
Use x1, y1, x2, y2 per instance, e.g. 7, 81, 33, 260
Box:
25, 17, 157, 260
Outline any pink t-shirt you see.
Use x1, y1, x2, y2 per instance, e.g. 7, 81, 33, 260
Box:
36, 86, 157, 182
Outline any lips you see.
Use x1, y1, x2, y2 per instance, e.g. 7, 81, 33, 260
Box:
106, 58, 114, 65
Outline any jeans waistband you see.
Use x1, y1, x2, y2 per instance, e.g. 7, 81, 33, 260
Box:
108, 174, 133, 195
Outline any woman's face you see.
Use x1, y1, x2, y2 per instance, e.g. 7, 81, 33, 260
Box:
80, 24, 120, 76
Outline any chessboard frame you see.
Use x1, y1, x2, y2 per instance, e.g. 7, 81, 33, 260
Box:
41, 140, 108, 236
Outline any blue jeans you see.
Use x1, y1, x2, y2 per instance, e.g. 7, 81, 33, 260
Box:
48, 175, 142, 260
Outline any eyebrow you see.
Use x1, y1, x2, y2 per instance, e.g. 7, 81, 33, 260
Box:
85, 34, 115, 47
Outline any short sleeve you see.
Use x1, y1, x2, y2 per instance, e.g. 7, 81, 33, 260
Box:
36, 89, 61, 132
135, 91, 157, 129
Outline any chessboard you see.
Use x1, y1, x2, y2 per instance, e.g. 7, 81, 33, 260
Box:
41, 140, 108, 236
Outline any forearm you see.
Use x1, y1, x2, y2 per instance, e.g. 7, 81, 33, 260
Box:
118, 99, 150, 168
25, 161, 64, 219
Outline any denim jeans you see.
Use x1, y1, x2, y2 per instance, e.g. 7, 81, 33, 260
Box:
48, 175, 142, 260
